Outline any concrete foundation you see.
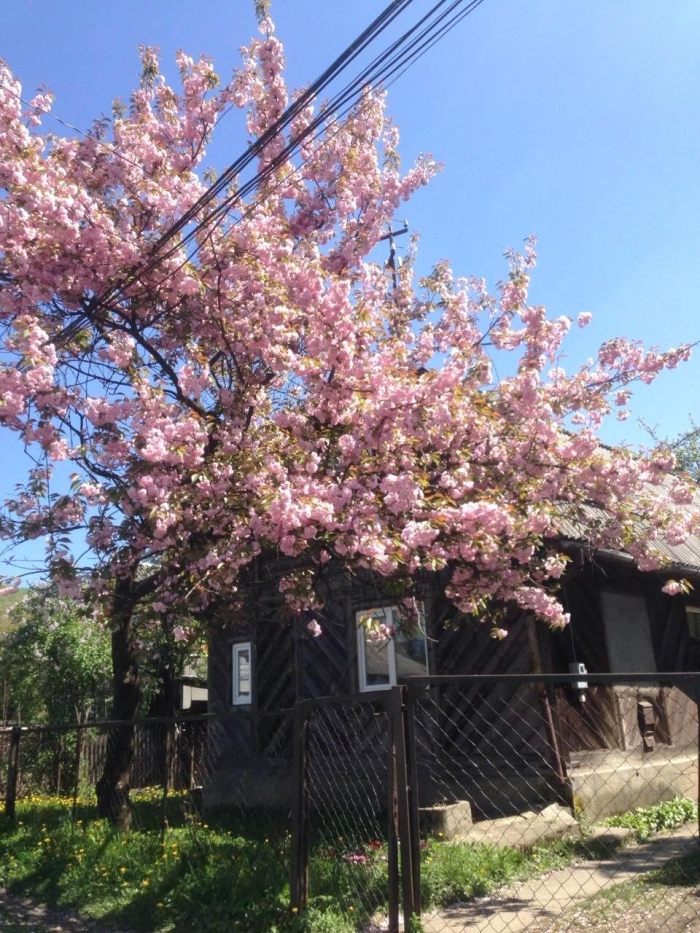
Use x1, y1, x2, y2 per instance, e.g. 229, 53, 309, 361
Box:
462, 803, 580, 849
567, 745, 698, 823
419, 800, 473, 839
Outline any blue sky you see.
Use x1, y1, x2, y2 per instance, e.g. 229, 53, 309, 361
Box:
2, 0, 700, 573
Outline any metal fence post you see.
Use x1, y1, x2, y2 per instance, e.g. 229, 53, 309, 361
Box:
404, 684, 422, 917
5, 726, 22, 820
291, 700, 310, 912
391, 686, 417, 929
386, 694, 400, 933
697, 673, 700, 849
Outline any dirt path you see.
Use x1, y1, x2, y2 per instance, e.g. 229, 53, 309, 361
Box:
0, 891, 133, 933
423, 824, 700, 933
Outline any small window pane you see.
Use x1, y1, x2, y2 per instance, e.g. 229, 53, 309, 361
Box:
363, 636, 392, 687
395, 629, 428, 678
687, 609, 700, 642
357, 608, 393, 690
232, 643, 252, 705
237, 648, 251, 696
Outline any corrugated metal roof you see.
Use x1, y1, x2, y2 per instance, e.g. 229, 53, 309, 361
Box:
555, 481, 700, 574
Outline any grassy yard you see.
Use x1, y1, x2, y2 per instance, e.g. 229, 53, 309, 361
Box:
0, 793, 696, 933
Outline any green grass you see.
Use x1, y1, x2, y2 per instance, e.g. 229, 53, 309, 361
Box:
0, 792, 297, 933
0, 790, 584, 932
1, 793, 697, 932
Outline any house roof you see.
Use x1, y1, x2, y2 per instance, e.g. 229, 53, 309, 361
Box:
556, 480, 700, 576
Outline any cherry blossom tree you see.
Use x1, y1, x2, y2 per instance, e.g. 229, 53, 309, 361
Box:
0, 18, 696, 822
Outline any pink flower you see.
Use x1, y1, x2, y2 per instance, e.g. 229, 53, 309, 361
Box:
344, 854, 368, 865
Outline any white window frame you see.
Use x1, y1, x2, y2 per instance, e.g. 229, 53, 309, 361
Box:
356, 605, 428, 693
232, 641, 252, 706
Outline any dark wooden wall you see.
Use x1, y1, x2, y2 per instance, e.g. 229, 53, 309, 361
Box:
207, 555, 699, 769
548, 560, 697, 755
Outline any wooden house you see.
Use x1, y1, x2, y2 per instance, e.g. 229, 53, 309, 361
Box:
204, 512, 700, 819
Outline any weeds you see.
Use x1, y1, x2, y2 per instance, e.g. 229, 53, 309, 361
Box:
603, 796, 698, 841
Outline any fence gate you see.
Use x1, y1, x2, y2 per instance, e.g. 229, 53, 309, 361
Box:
291, 688, 420, 932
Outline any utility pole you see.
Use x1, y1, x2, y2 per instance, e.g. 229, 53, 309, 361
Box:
379, 220, 409, 290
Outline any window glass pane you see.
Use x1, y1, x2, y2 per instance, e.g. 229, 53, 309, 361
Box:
237, 647, 251, 698
233, 643, 252, 704
357, 609, 392, 688
395, 627, 428, 678
601, 592, 656, 674
363, 636, 392, 686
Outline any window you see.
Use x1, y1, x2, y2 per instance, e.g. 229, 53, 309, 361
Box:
601, 592, 656, 674
232, 642, 252, 705
687, 608, 700, 670
356, 605, 428, 692
687, 607, 700, 643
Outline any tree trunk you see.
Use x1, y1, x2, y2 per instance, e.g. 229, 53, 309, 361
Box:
96, 581, 141, 829
148, 662, 180, 790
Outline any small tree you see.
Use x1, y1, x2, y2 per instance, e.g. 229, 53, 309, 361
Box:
0, 587, 110, 724
648, 418, 700, 484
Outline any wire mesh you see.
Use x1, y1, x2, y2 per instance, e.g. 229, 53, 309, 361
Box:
2, 676, 700, 932
408, 675, 700, 933
305, 694, 395, 930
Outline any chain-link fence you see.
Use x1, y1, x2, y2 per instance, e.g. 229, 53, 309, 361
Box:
407, 672, 700, 933
2, 674, 700, 932
301, 691, 404, 931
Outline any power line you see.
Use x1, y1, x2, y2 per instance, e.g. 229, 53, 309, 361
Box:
104, 0, 488, 310
91, 0, 417, 312
147, 0, 465, 261
7, 0, 487, 337
0, 82, 156, 177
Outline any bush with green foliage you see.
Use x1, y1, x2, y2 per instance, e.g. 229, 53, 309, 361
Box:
0, 587, 111, 724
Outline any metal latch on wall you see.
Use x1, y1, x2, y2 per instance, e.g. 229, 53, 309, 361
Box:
568, 662, 588, 703
637, 700, 656, 752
